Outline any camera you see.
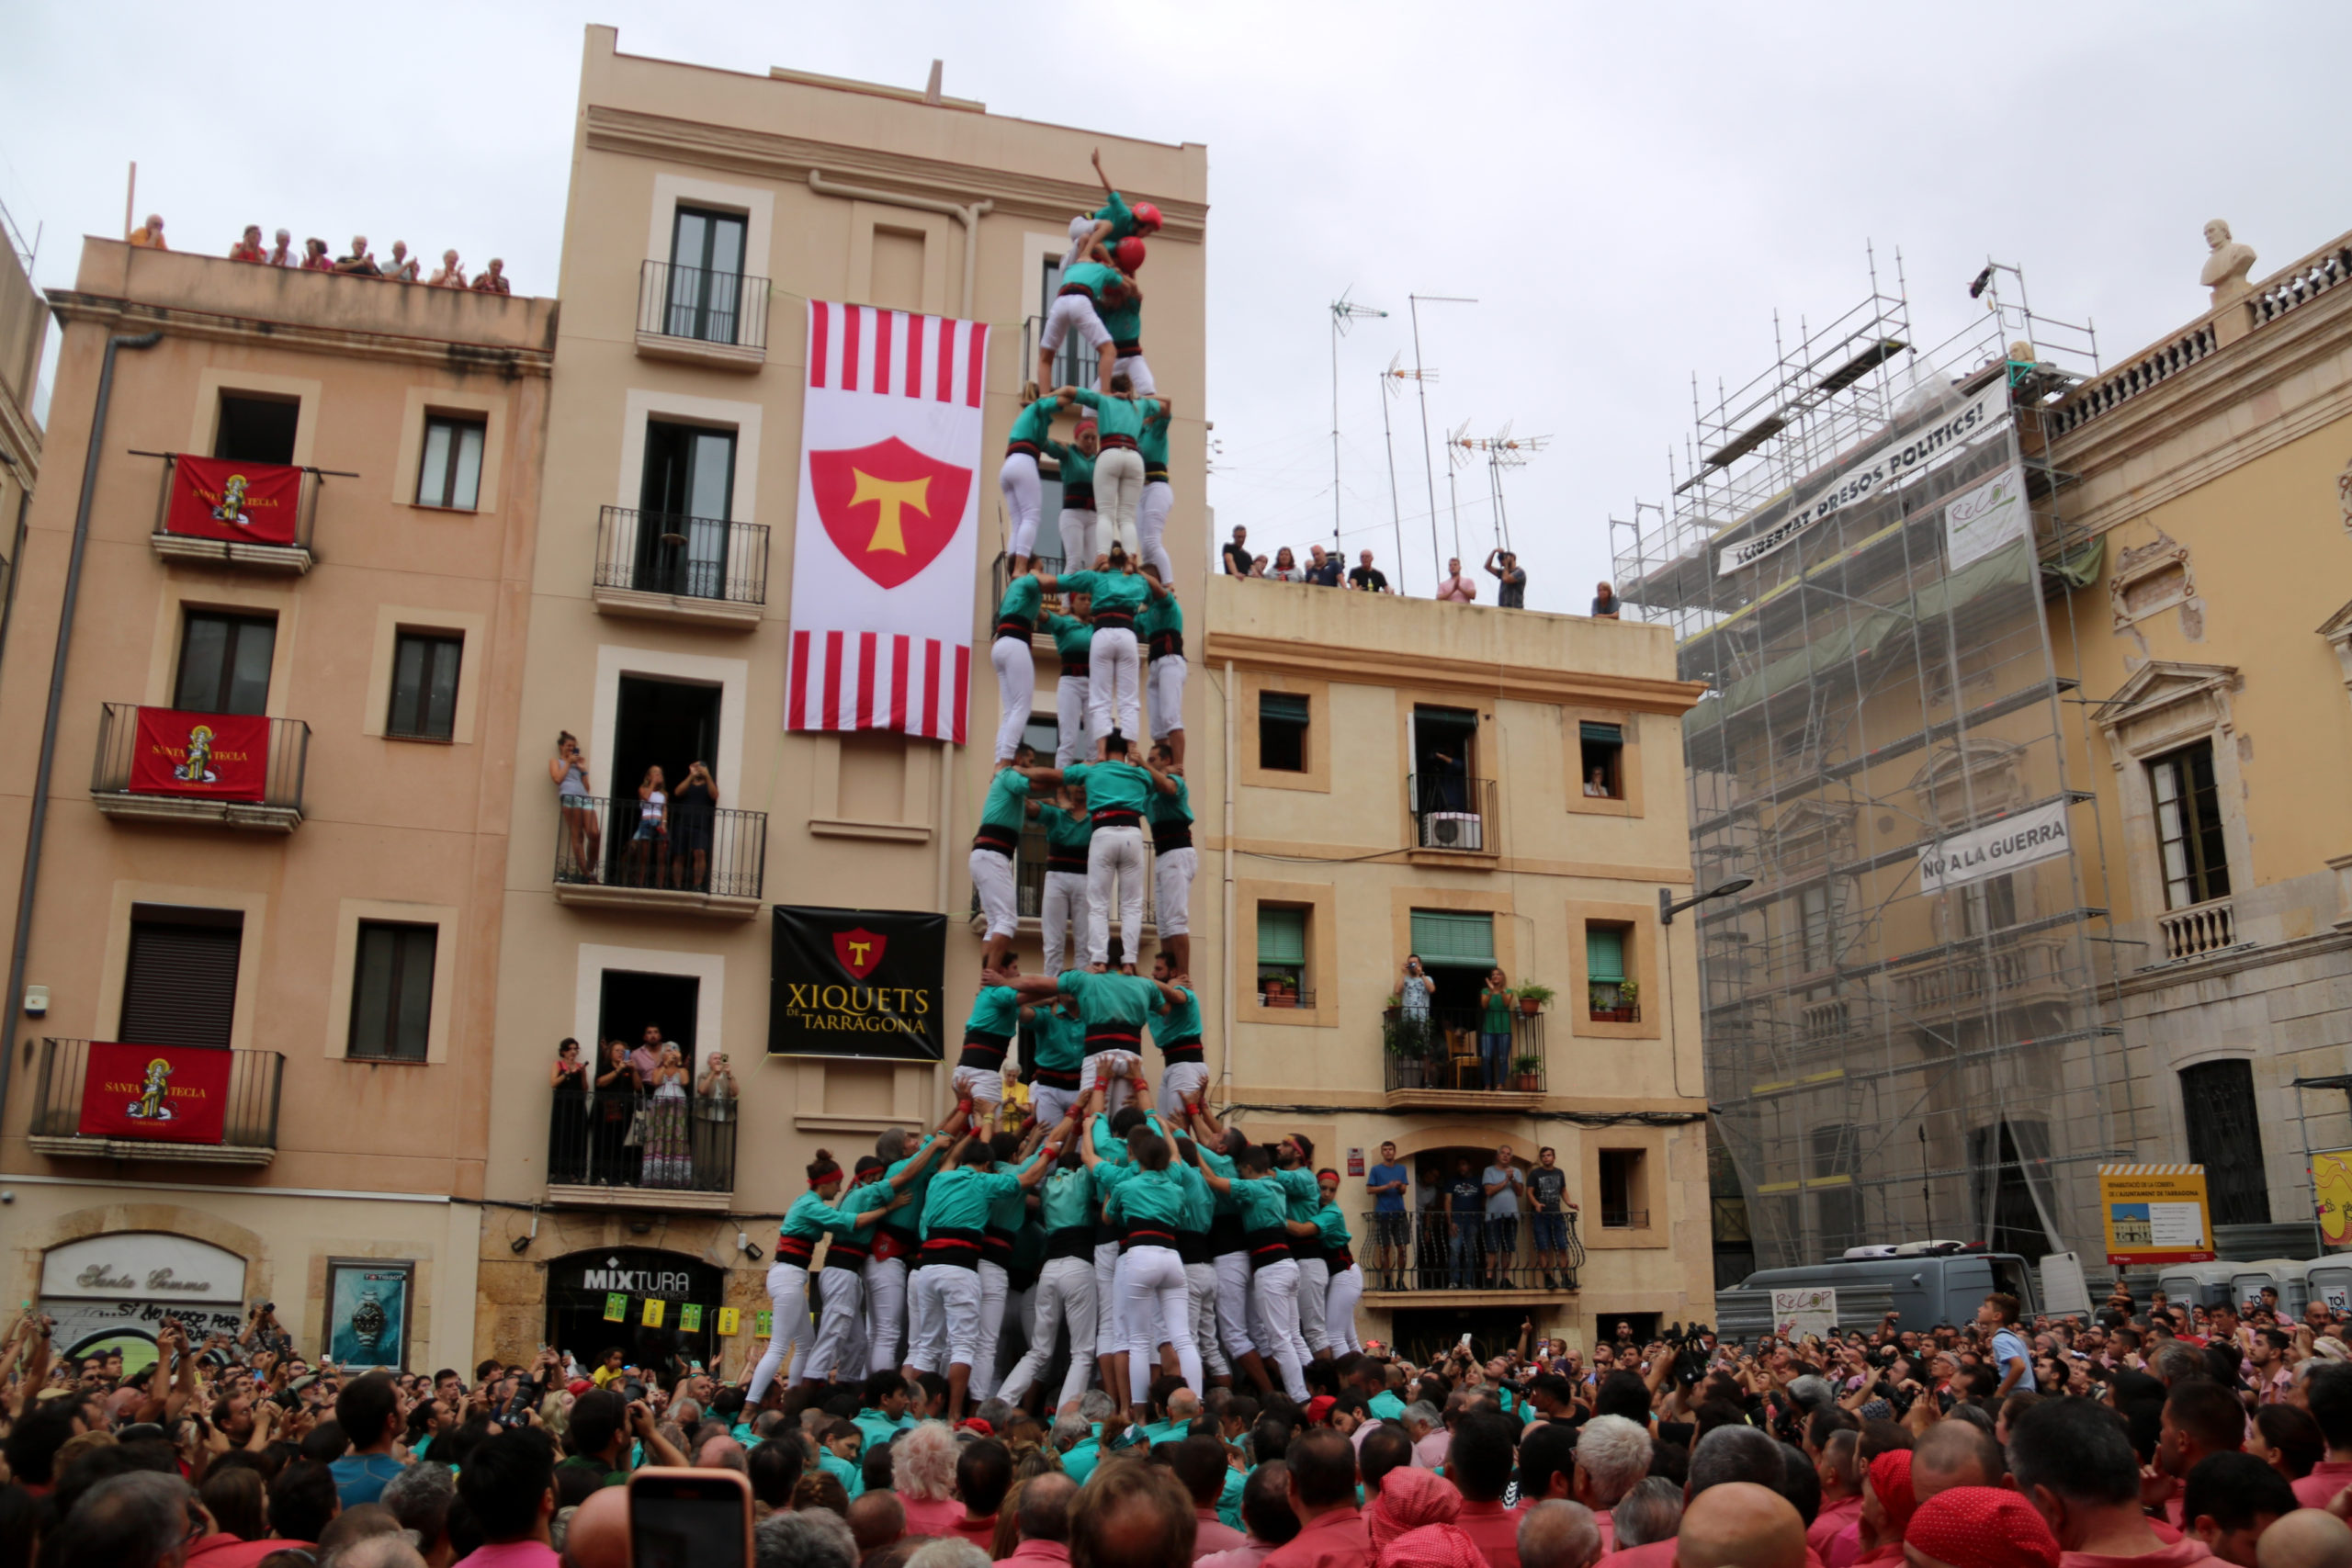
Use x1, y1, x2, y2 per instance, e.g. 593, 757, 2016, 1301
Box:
1659, 1321, 1714, 1389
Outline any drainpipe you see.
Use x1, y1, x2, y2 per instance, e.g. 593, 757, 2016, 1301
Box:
1222, 660, 1237, 1102
2, 329, 162, 1126
804, 171, 995, 920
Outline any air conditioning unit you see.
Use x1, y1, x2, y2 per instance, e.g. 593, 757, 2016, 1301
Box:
1424, 811, 1483, 851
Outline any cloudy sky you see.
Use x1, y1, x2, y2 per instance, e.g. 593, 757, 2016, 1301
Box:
5, 2, 2346, 612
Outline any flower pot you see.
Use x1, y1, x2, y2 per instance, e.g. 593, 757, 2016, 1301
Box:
1513, 1072, 1540, 1091
1518, 997, 1543, 1017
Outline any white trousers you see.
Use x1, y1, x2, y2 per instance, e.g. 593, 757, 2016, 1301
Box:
1001, 451, 1045, 559
1057, 507, 1098, 570
864, 1255, 909, 1372
1324, 1265, 1365, 1355
1148, 654, 1186, 741
971, 847, 1018, 941
1086, 825, 1148, 965
1185, 1259, 1227, 1376
808, 1266, 865, 1383
1158, 1060, 1209, 1115
1122, 1245, 1202, 1401
1296, 1256, 1332, 1355
1115, 352, 1157, 397
1031, 1079, 1082, 1129
998, 1254, 1098, 1409
951, 1063, 1002, 1111
1094, 448, 1146, 560
1042, 291, 1112, 362
1139, 479, 1174, 583
1251, 1258, 1311, 1400
1153, 845, 1194, 939
909, 1262, 984, 1371
1214, 1251, 1261, 1359
1056, 673, 1091, 768
971, 1259, 1011, 1399
1093, 1240, 1126, 1355
1088, 627, 1140, 744
991, 637, 1035, 764
747, 1261, 812, 1402
1042, 869, 1088, 977
1080, 1052, 1138, 1115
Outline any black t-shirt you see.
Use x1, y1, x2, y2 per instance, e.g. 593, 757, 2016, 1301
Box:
1223, 542, 1253, 575
1446, 1176, 1484, 1213
1529, 1168, 1567, 1212
1305, 558, 1344, 587
1349, 567, 1389, 592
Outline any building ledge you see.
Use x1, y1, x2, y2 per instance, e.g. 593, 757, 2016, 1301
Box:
1363, 1288, 1577, 1309
809, 818, 933, 844
553, 883, 762, 919
545, 1182, 734, 1213
967, 910, 1158, 941
1405, 848, 1499, 871
150, 534, 313, 574
1383, 1089, 1546, 1112
93, 793, 302, 833
591, 583, 763, 630
634, 330, 766, 373
794, 1111, 919, 1134
29, 1134, 275, 1168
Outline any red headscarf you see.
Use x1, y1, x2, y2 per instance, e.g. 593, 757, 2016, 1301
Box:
1904, 1487, 2061, 1568
1376, 1524, 1487, 1568
1866, 1449, 1918, 1537
1367, 1466, 1462, 1551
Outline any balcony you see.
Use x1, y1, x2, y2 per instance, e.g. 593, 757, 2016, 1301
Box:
1894, 936, 2075, 1016
1407, 774, 1498, 861
28, 1039, 283, 1167
591, 507, 768, 630
544, 1089, 736, 1212
1600, 1208, 1651, 1231
2156, 897, 2238, 964
635, 260, 768, 371
1357, 1209, 1583, 1303
1382, 1008, 1546, 1110
142, 453, 321, 574
91, 704, 309, 832
553, 795, 766, 919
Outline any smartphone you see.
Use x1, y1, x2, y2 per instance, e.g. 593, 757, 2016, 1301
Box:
629, 1468, 751, 1568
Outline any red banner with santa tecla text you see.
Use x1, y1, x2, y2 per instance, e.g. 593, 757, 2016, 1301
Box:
128, 708, 269, 803
79, 1042, 232, 1145
166, 454, 301, 546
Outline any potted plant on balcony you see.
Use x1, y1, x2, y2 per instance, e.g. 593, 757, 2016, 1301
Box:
1510, 1054, 1543, 1092
1589, 978, 1638, 1022
1515, 982, 1555, 1018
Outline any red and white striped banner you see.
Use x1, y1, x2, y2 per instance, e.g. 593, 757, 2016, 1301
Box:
786, 301, 990, 743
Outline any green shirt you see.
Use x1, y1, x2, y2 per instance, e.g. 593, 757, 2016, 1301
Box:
1045, 612, 1095, 661
1140, 407, 1171, 469
839, 1179, 898, 1245
1063, 260, 1121, 299
1040, 802, 1093, 857
965, 984, 1022, 1040
990, 1152, 1046, 1231
996, 573, 1044, 626
1370, 1391, 1406, 1422
1059, 568, 1150, 618
921, 1165, 1021, 1236
1138, 592, 1183, 643
1274, 1166, 1321, 1224
782, 1190, 856, 1244
1045, 441, 1095, 497
1481, 988, 1516, 1032
979, 769, 1031, 834
884, 1134, 944, 1233
854, 1407, 916, 1452
1063, 759, 1155, 820
1314, 1203, 1352, 1251
1230, 1174, 1292, 1235
1147, 771, 1192, 828
1070, 389, 1163, 443
1092, 191, 1140, 240
1153, 984, 1202, 1049
1028, 1002, 1085, 1073
819, 1449, 865, 1498
1099, 292, 1142, 344
1040, 1165, 1097, 1232
1195, 1143, 1241, 1218
1009, 394, 1061, 447
1174, 1160, 1215, 1235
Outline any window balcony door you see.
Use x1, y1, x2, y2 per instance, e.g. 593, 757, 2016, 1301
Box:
638, 423, 736, 600
666, 208, 747, 346
175, 612, 277, 716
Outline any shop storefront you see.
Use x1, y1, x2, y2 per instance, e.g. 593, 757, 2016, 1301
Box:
544, 1248, 729, 1373
38, 1233, 251, 1371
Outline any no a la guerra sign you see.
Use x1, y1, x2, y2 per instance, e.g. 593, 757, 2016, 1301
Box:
1917, 798, 2070, 895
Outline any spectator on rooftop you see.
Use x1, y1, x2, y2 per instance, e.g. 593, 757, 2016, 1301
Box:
267, 228, 296, 266
1347, 551, 1391, 593
1267, 547, 1305, 583
1484, 547, 1526, 608
1435, 559, 1476, 603
431, 249, 467, 288
1249, 555, 1269, 578
229, 225, 266, 264
1590, 582, 1620, 618
129, 214, 167, 249
472, 258, 512, 294
300, 238, 335, 272
1223, 525, 1252, 576
337, 236, 381, 276
1304, 546, 1344, 587
382, 241, 421, 283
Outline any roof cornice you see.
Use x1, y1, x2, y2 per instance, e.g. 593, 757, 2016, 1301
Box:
44, 291, 556, 378
1200, 629, 1708, 716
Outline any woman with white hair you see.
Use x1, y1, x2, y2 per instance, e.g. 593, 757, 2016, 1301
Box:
891, 1420, 967, 1536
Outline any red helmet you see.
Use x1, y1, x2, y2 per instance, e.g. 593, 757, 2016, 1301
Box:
1130, 201, 1163, 234
1113, 237, 1148, 274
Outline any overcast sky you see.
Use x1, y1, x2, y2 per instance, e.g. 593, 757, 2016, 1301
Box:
6, 2, 2347, 612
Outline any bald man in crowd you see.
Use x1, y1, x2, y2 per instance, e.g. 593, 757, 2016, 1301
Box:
2260, 1510, 2352, 1568
562, 1485, 630, 1568
1911, 1419, 2006, 1502
1674, 1483, 1808, 1568
1515, 1499, 1602, 1568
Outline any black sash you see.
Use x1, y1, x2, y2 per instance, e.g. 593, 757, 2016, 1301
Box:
1090, 609, 1136, 633
1246, 1226, 1294, 1270
1159, 1038, 1204, 1066
957, 1032, 1009, 1070
1148, 630, 1185, 661
918, 1227, 985, 1273
776, 1233, 817, 1266
1152, 819, 1193, 852
1085, 1022, 1143, 1053
1120, 1221, 1179, 1253
1046, 1227, 1096, 1261
972, 822, 1018, 857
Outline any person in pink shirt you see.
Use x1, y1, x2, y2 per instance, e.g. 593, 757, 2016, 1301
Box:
947, 1438, 1012, 1548
1444, 1408, 1523, 1568
452, 1429, 560, 1567
1263, 1429, 1372, 1568
1568, 1416, 1648, 1553
893, 1420, 969, 1537
1808, 1428, 1864, 1559
2294, 1362, 2352, 1509
2154, 1382, 2247, 1527
1851, 1450, 1916, 1566
1172, 1435, 1250, 1558
1202, 1464, 1306, 1568
1904, 1486, 2063, 1568
1513, 1501, 1602, 1568
2009, 1397, 2217, 1568
1072, 1461, 1202, 1568
1003, 1473, 1082, 1568
1434, 559, 1476, 604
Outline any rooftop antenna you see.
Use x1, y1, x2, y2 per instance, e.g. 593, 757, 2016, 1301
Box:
1381, 355, 1431, 592
923, 61, 944, 105
1444, 419, 1474, 566
1456, 425, 1551, 556
1330, 290, 1387, 552
1408, 294, 1475, 582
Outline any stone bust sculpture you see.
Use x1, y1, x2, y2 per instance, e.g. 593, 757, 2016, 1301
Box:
2200, 219, 2257, 305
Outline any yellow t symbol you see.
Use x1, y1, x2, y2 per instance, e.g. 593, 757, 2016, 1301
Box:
849, 941, 871, 966
850, 470, 932, 555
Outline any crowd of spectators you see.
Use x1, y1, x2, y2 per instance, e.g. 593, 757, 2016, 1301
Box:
126, 214, 512, 293
1216, 527, 1622, 621
16, 1275, 2352, 1568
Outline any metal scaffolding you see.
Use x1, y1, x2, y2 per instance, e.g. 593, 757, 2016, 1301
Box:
1611, 254, 2144, 1271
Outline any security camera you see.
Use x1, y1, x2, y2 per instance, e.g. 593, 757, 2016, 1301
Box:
739, 1231, 763, 1262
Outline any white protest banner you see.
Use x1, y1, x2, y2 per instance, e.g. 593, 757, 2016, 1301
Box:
1944, 461, 2030, 570
1772, 1287, 1838, 1342
1917, 798, 2072, 895
1716, 378, 2011, 577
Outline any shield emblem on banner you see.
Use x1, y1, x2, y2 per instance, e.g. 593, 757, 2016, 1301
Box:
809, 438, 974, 591
832, 927, 888, 979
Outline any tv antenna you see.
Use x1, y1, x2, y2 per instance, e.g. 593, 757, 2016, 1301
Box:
1381, 355, 1435, 592
1451, 424, 1552, 555
1408, 294, 1475, 584
1329, 291, 1387, 552
1443, 419, 1475, 565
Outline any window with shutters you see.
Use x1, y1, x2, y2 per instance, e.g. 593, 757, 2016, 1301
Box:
349, 922, 437, 1062
1256, 904, 1307, 1005
119, 906, 243, 1049
2150, 740, 2231, 909
1587, 923, 1634, 1019
175, 611, 277, 716
1259, 693, 1308, 773
415, 415, 486, 511
386, 632, 462, 741
1408, 909, 1496, 1011
1579, 722, 1623, 799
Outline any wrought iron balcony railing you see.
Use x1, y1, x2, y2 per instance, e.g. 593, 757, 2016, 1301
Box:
1406, 773, 1498, 855
93, 703, 310, 829
638, 260, 769, 352
1382, 1008, 1545, 1094
548, 1088, 736, 1197
1356, 1207, 1582, 1293
594, 507, 769, 606
553, 795, 766, 904
31, 1038, 284, 1155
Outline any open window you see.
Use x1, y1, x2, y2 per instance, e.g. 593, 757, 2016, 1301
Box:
1410, 705, 1484, 850
1579, 722, 1624, 799
1256, 904, 1307, 1008
1259, 693, 1309, 773
2150, 739, 2231, 909
213, 393, 299, 466
1587, 923, 1635, 1021
1598, 1149, 1648, 1230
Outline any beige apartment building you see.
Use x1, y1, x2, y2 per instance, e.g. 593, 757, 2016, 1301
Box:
474, 30, 1208, 1370
0, 240, 551, 1371
1191, 576, 1716, 1355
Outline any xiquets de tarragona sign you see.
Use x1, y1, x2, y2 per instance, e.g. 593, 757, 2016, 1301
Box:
768, 905, 947, 1062
786, 302, 990, 743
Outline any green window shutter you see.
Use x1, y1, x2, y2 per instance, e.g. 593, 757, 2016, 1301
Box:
1257, 907, 1306, 965
1261, 693, 1310, 722
1410, 909, 1495, 967
1587, 926, 1627, 983
1579, 721, 1623, 743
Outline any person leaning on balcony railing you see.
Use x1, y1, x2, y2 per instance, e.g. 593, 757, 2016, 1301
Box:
592, 1038, 638, 1184
1481, 1145, 1525, 1291
335, 236, 381, 276
695, 1050, 736, 1124
639, 1043, 693, 1190
472, 258, 512, 295
380, 241, 420, 284
671, 761, 718, 891
228, 225, 267, 264
551, 732, 603, 877
266, 228, 296, 267
549, 1037, 591, 1183
1528, 1147, 1575, 1292
300, 236, 335, 272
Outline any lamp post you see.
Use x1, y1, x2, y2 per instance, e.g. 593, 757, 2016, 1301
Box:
1657, 877, 1753, 1104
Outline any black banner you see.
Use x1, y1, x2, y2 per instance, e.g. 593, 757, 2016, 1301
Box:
769, 905, 945, 1061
